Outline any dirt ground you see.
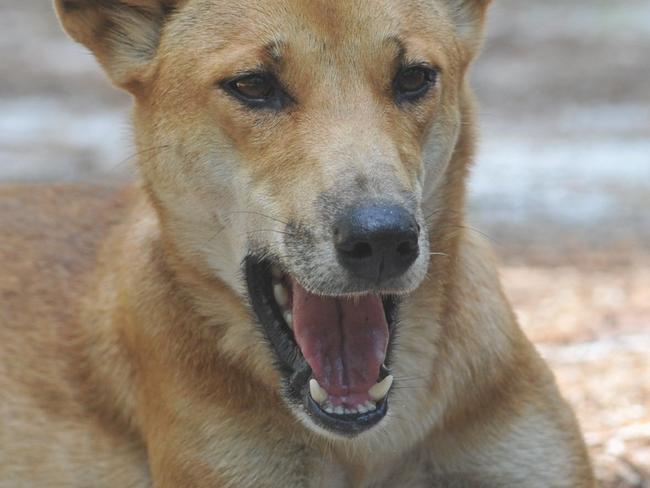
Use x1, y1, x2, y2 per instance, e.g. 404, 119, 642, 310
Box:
497, 258, 650, 487
0, 1, 649, 486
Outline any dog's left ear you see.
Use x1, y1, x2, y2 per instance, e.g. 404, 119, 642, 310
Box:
443, 0, 492, 53
54, 0, 181, 94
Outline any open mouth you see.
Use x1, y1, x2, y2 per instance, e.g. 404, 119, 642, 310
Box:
245, 256, 398, 436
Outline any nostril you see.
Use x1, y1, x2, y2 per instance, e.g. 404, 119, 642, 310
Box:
342, 241, 373, 260
397, 240, 417, 257
334, 202, 419, 282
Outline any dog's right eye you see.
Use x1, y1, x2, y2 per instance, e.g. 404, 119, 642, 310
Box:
223, 73, 286, 110
232, 75, 273, 99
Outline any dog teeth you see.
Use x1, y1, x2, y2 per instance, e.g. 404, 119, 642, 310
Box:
273, 283, 289, 307
306, 378, 390, 416
319, 399, 377, 416
368, 375, 393, 401
309, 379, 328, 405
283, 311, 293, 329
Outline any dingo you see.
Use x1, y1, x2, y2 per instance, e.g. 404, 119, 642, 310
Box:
0, 0, 594, 486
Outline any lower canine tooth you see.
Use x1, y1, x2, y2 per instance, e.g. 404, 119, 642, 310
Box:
365, 401, 377, 411
273, 283, 289, 306
369, 375, 393, 401
309, 379, 328, 405
283, 311, 293, 329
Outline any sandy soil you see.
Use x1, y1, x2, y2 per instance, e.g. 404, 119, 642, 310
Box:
0, 1, 648, 486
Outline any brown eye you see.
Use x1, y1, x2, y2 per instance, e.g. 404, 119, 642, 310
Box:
223, 72, 289, 109
232, 74, 274, 100
394, 66, 437, 102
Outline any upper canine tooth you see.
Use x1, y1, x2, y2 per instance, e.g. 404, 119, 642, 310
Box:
368, 375, 394, 402
309, 379, 328, 405
273, 283, 289, 307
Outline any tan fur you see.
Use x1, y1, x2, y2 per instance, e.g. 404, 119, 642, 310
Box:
0, 0, 594, 486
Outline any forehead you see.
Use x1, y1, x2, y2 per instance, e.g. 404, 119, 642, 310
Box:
166, 0, 458, 68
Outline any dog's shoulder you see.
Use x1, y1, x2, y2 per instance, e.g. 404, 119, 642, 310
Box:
0, 183, 130, 327
0, 183, 152, 486
0, 183, 132, 412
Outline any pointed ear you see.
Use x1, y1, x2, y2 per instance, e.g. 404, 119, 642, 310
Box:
54, 0, 180, 93
444, 0, 492, 53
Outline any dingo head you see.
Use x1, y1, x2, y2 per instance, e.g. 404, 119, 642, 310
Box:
57, 0, 490, 438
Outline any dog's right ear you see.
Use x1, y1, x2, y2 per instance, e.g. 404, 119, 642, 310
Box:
54, 0, 180, 94
443, 0, 492, 53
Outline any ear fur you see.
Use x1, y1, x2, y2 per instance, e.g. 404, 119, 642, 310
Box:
54, 0, 179, 93
444, 0, 492, 52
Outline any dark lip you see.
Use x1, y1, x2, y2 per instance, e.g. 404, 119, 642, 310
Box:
244, 255, 399, 436
303, 363, 392, 436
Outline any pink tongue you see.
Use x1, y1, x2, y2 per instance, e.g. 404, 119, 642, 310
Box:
291, 281, 389, 397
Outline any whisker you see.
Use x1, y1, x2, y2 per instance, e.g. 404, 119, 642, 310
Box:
442, 224, 498, 245
207, 224, 228, 243
227, 210, 290, 227
429, 252, 449, 257
393, 375, 430, 381
424, 208, 464, 222
118, 144, 172, 166
242, 229, 296, 238
102, 144, 173, 176
425, 219, 498, 246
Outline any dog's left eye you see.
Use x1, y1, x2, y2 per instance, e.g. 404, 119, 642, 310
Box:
224, 73, 285, 109
394, 66, 437, 103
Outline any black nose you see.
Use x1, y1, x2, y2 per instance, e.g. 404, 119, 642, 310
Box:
334, 203, 420, 282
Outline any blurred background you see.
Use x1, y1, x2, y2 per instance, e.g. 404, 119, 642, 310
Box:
1, 0, 648, 485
